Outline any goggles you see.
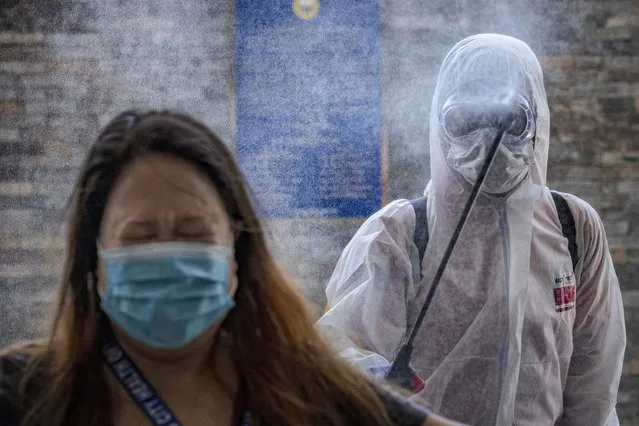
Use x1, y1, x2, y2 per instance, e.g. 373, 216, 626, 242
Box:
439, 92, 535, 143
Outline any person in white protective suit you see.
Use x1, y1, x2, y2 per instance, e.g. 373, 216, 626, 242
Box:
317, 34, 626, 426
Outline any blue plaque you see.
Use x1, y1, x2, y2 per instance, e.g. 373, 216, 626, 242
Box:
235, 0, 381, 218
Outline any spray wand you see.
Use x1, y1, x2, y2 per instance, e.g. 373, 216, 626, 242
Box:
385, 113, 517, 391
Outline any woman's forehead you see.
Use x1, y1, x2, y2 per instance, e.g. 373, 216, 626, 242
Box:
101, 154, 229, 226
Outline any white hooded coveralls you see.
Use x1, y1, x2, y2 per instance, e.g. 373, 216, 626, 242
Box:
317, 34, 626, 426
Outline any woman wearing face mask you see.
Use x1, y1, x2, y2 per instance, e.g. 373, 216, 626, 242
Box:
0, 111, 464, 426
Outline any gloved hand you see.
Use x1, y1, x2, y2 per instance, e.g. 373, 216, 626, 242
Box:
367, 365, 425, 394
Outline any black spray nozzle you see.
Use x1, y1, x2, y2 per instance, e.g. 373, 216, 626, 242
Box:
385, 343, 418, 390
386, 121, 514, 392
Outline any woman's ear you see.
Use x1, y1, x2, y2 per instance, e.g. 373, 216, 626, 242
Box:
95, 240, 108, 299
95, 259, 107, 298
232, 219, 244, 243
228, 259, 239, 298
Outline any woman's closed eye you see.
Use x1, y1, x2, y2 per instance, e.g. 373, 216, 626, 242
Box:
119, 221, 157, 243
175, 217, 219, 242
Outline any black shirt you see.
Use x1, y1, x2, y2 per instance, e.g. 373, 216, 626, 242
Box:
0, 354, 429, 426
375, 386, 430, 426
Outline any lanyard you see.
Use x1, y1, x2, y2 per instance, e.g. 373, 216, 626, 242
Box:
101, 335, 253, 426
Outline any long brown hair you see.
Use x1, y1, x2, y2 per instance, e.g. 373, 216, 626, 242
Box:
2, 111, 393, 425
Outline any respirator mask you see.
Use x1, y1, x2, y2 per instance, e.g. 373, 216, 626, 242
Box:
439, 83, 536, 194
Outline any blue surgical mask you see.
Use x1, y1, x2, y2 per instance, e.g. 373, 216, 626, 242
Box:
99, 242, 235, 349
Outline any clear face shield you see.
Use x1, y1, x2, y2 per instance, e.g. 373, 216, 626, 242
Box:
439, 82, 536, 195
